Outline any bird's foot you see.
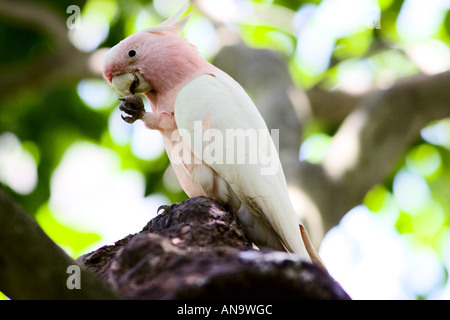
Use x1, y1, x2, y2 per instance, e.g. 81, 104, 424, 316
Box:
118, 95, 145, 124
157, 204, 176, 215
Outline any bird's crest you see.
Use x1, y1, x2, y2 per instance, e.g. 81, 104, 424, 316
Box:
140, 1, 191, 35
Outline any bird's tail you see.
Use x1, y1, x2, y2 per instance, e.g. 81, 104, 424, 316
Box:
236, 205, 328, 272
299, 224, 328, 272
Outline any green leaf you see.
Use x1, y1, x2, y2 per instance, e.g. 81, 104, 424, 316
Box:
364, 184, 389, 212
240, 25, 295, 55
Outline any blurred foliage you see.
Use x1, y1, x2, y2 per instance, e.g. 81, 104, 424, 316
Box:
0, 0, 449, 299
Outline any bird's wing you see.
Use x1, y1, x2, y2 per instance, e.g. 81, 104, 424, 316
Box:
174, 71, 309, 258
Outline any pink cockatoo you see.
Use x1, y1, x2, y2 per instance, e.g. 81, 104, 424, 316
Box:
103, 3, 325, 270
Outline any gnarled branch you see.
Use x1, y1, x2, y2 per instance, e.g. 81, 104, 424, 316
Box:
78, 196, 350, 300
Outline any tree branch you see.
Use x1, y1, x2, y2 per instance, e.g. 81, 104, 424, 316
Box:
315, 70, 450, 231
306, 88, 365, 127
0, 187, 121, 299
0, 0, 96, 95
78, 196, 350, 300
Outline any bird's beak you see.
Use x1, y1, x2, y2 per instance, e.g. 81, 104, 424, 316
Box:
111, 71, 152, 96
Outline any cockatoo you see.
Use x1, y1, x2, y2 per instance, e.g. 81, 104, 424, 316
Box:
103, 3, 325, 270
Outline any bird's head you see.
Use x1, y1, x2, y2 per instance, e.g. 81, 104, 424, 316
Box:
102, 1, 201, 96
102, 34, 153, 96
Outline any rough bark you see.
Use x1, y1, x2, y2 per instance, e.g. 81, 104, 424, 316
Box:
78, 196, 350, 300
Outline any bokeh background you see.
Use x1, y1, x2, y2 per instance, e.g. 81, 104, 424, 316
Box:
1, 0, 450, 299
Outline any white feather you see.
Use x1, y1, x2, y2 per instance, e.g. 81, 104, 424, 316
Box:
140, 1, 191, 34
174, 71, 310, 259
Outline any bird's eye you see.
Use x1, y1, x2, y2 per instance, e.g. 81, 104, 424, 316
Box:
128, 50, 136, 58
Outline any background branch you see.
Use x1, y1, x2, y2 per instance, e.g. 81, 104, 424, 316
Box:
214, 43, 450, 242
316, 70, 450, 231
0, 0, 95, 95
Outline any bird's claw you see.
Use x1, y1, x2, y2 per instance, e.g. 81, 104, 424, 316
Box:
118, 95, 145, 124
121, 114, 136, 124
157, 204, 175, 215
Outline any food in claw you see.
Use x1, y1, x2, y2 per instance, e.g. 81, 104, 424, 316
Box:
118, 95, 145, 124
